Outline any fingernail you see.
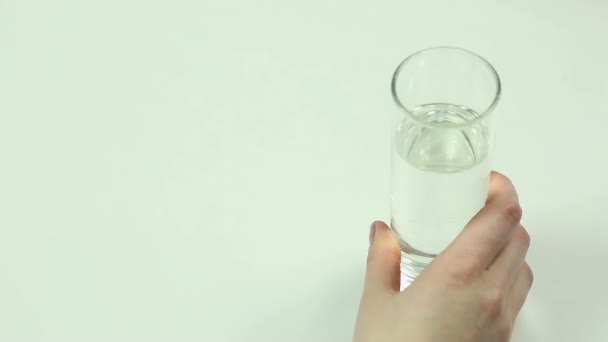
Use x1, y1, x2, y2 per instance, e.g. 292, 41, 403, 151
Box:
369, 222, 377, 244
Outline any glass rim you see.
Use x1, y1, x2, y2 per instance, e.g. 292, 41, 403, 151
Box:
391, 46, 502, 128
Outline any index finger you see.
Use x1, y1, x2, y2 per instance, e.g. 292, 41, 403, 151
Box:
432, 171, 522, 277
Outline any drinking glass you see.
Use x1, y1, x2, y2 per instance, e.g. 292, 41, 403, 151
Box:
390, 47, 501, 282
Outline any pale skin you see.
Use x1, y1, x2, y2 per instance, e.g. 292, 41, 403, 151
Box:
354, 172, 533, 342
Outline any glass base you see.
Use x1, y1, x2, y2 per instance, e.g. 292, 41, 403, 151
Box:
391, 221, 439, 290
399, 248, 435, 291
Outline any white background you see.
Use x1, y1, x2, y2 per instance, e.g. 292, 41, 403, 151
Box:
1, 0, 607, 341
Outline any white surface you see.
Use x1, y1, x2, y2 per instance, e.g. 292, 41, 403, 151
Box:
1, 0, 607, 341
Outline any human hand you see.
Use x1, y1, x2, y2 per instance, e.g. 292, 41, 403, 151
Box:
353, 172, 533, 342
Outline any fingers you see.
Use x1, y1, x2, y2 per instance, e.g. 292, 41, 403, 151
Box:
364, 221, 401, 293
487, 225, 531, 288
487, 171, 520, 205
507, 262, 534, 319
436, 172, 522, 276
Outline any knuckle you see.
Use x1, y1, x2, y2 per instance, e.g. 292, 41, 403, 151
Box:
517, 227, 531, 248
524, 263, 534, 286
503, 203, 523, 225
481, 287, 507, 321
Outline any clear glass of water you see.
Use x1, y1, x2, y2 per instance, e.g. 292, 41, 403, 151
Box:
390, 47, 501, 283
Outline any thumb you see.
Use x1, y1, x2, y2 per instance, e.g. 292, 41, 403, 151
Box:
364, 221, 402, 293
